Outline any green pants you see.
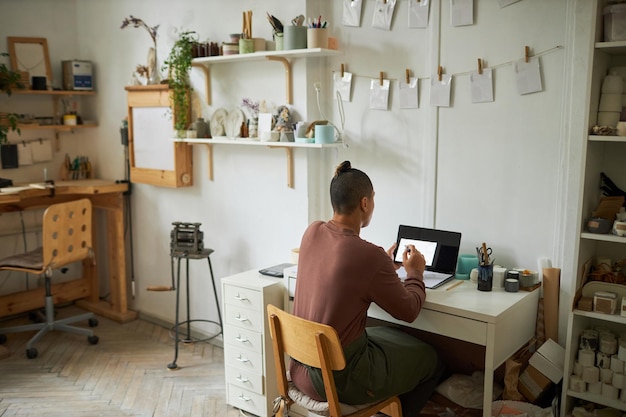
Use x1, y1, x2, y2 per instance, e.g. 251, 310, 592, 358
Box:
308, 326, 440, 405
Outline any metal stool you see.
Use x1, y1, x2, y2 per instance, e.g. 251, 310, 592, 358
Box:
168, 248, 222, 370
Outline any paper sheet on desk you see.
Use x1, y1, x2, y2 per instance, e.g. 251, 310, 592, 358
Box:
397, 266, 454, 289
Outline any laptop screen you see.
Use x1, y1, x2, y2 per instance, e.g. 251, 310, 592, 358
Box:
393, 225, 462, 274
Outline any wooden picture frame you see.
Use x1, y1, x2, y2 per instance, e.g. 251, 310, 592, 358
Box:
7, 37, 52, 88
125, 85, 193, 188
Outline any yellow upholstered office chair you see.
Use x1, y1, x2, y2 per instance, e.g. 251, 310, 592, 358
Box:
0, 198, 99, 359
266, 304, 402, 417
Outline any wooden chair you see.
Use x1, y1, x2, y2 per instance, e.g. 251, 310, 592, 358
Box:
0, 198, 99, 359
266, 304, 402, 417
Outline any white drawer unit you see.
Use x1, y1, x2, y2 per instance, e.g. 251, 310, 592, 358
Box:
222, 270, 284, 417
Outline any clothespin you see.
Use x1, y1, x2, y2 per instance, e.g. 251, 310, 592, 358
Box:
437, 66, 443, 82
405, 69, 410, 84
477, 58, 483, 75
524, 45, 530, 63
341, 64, 345, 77
379, 71, 384, 86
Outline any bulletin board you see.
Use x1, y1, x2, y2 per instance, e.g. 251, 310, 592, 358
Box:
125, 85, 192, 187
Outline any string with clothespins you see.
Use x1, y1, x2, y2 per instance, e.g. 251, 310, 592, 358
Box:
330, 44, 563, 83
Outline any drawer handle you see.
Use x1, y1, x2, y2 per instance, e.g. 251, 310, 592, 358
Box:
236, 375, 250, 383
237, 355, 251, 363
237, 393, 252, 402
234, 293, 249, 301
235, 314, 250, 323
235, 335, 250, 343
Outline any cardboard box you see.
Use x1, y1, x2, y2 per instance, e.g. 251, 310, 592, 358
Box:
518, 364, 553, 403
528, 339, 565, 383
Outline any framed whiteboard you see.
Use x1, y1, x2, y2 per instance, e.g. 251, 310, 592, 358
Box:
125, 85, 192, 187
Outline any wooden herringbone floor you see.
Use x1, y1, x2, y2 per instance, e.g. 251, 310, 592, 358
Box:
0, 306, 242, 417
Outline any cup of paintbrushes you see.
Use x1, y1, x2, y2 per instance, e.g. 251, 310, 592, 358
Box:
477, 263, 493, 292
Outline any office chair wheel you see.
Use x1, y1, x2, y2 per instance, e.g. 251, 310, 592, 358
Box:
0, 334, 6, 344
88, 335, 99, 345
26, 348, 38, 359
88, 318, 98, 327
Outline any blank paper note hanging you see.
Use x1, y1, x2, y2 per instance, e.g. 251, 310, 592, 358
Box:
514, 57, 543, 95
18, 142, 33, 166
31, 139, 53, 163
430, 70, 452, 108
333, 71, 353, 102
470, 61, 494, 103
450, 0, 473, 27
372, 0, 396, 31
399, 76, 418, 109
408, 0, 430, 28
342, 0, 363, 27
370, 78, 390, 110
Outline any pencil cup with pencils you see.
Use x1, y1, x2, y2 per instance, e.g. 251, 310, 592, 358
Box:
307, 27, 328, 49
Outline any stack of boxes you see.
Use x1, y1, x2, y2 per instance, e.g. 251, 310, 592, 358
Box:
569, 327, 626, 402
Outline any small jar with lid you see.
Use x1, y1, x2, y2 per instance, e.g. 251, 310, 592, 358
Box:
190, 117, 210, 138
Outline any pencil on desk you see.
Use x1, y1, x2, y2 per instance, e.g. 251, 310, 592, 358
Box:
446, 280, 464, 291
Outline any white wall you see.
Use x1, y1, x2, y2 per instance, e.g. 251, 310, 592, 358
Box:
0, 0, 574, 343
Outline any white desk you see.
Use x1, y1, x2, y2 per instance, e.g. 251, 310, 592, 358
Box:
368, 281, 539, 417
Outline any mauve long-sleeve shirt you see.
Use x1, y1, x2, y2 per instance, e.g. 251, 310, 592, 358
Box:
290, 221, 426, 400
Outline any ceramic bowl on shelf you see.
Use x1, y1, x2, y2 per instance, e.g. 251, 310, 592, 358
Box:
588, 217, 612, 234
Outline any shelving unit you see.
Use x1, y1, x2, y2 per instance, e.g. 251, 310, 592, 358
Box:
174, 137, 345, 188
6, 89, 97, 148
562, 2, 626, 415
191, 48, 342, 104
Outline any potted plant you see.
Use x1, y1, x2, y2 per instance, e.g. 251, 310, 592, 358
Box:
164, 30, 197, 135
0, 52, 23, 144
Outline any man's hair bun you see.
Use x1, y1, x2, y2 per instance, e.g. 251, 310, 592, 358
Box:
334, 161, 352, 177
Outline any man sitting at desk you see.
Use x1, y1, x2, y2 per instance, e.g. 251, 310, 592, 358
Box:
290, 161, 444, 416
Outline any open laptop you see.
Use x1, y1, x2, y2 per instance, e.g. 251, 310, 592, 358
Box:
393, 225, 462, 289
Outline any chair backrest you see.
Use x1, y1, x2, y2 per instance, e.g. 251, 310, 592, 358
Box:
267, 304, 346, 416
42, 198, 93, 270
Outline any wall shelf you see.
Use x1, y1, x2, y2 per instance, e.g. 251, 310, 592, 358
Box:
580, 232, 626, 243
589, 135, 626, 142
191, 48, 342, 105
12, 90, 95, 96
174, 137, 345, 188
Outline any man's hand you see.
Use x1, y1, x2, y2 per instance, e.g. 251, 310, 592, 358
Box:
386, 243, 401, 270
403, 244, 426, 278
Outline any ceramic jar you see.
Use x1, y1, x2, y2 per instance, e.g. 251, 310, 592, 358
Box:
191, 117, 210, 138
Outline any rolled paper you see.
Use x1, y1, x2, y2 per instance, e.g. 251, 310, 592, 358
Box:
574, 361, 584, 376
618, 344, 626, 362
601, 367, 614, 383
611, 356, 624, 374
597, 111, 620, 127
579, 349, 596, 367
581, 329, 599, 351
542, 267, 560, 342
588, 380, 603, 395
582, 366, 600, 383
613, 372, 625, 389
599, 93, 623, 112
597, 351, 612, 368
602, 382, 619, 400
600, 335, 618, 355
621, 387, 626, 402
569, 375, 586, 393
602, 75, 624, 94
